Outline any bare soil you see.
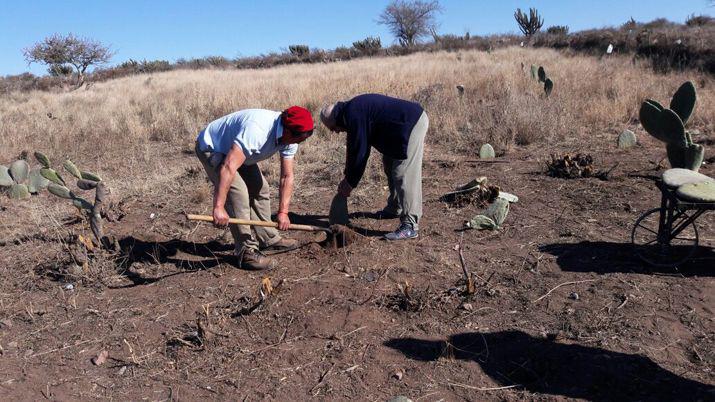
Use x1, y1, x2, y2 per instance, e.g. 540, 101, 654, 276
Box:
1, 130, 714, 401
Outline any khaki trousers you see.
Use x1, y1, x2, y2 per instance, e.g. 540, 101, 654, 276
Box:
195, 142, 282, 253
382, 111, 428, 230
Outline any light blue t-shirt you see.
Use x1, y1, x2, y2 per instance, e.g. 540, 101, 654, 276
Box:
196, 109, 298, 165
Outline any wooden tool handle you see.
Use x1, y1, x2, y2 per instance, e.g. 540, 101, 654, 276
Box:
186, 214, 327, 232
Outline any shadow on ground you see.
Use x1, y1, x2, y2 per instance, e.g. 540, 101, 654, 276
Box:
114, 237, 234, 287
539, 241, 715, 277
385, 331, 714, 401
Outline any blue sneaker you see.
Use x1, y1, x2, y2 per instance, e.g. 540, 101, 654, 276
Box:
384, 223, 418, 241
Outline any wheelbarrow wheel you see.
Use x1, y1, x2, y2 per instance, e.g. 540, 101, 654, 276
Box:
631, 207, 699, 267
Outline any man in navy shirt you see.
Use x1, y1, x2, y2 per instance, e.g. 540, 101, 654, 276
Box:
320, 94, 429, 240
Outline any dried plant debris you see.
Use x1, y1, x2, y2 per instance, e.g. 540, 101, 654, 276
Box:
441, 177, 500, 207
546, 153, 612, 180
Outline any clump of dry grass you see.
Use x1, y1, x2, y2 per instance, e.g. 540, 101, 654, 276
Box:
0, 47, 713, 201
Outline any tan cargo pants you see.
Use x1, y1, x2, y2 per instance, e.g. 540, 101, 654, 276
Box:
382, 111, 429, 230
195, 142, 282, 253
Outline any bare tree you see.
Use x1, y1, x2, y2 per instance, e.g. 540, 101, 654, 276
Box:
378, 0, 442, 47
514, 8, 544, 37
24, 33, 113, 88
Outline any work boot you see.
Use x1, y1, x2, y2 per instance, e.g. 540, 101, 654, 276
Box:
239, 249, 272, 271
262, 237, 300, 252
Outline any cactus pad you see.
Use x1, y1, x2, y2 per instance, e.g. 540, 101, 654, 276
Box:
464, 215, 497, 230
80, 171, 102, 182
9, 184, 30, 199
41, 168, 65, 185
63, 160, 82, 179
617, 129, 637, 149
660, 109, 687, 147
537, 66, 546, 83
34, 152, 51, 168
544, 78, 553, 96
530, 65, 538, 80
669, 81, 696, 125
76, 179, 99, 190
27, 168, 49, 194
676, 181, 715, 203
47, 183, 74, 199
479, 144, 495, 159
484, 198, 510, 226
72, 197, 94, 211
9, 160, 29, 184
639, 101, 666, 142
0, 165, 13, 187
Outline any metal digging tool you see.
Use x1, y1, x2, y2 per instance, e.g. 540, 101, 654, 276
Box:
186, 214, 356, 248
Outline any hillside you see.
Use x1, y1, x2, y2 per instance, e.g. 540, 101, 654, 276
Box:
0, 48, 713, 400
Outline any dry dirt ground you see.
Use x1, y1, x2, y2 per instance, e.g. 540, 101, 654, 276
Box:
1, 126, 714, 401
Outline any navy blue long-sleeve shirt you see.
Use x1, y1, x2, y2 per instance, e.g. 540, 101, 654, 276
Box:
333, 94, 424, 188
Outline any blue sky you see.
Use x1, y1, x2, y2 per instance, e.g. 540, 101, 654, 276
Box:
0, 0, 712, 76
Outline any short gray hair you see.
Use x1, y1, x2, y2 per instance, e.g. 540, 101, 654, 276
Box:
320, 103, 338, 128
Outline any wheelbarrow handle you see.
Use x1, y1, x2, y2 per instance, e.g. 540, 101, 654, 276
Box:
186, 214, 329, 233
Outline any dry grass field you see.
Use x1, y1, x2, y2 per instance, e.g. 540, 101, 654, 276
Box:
0, 47, 714, 400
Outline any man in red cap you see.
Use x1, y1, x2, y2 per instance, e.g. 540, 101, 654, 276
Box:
195, 107, 314, 270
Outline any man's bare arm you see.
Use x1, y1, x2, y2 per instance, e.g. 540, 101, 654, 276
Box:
213, 144, 246, 226
276, 157, 295, 230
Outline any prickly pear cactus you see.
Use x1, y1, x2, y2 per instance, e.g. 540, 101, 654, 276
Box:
1, 159, 38, 199
27, 168, 50, 194
618, 130, 637, 149
0, 166, 12, 187
639, 81, 705, 171
34, 152, 51, 168
537, 66, 546, 83
9, 160, 29, 184
544, 78, 553, 97
479, 144, 495, 159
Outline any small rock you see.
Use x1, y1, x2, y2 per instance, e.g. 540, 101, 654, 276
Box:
391, 368, 404, 381
64, 283, 75, 291
149, 213, 156, 219
92, 350, 109, 366
569, 292, 579, 300
460, 303, 474, 311
387, 397, 412, 402
118, 366, 127, 376
566, 308, 575, 315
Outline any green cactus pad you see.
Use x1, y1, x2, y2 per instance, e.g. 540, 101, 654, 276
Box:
27, 168, 49, 194
544, 78, 553, 96
667, 143, 704, 171
0, 166, 13, 187
464, 215, 497, 230
40, 168, 65, 185
63, 160, 82, 179
660, 109, 687, 147
479, 144, 495, 159
676, 181, 715, 203
669, 81, 696, 125
9, 160, 29, 184
662, 168, 714, 188
639, 101, 666, 142
530, 65, 538, 80
484, 198, 510, 227
537, 66, 546, 83
80, 171, 102, 182
72, 197, 94, 211
76, 179, 98, 190
644, 99, 664, 111
617, 129, 637, 149
47, 183, 75, 199
9, 184, 30, 199
34, 152, 51, 168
